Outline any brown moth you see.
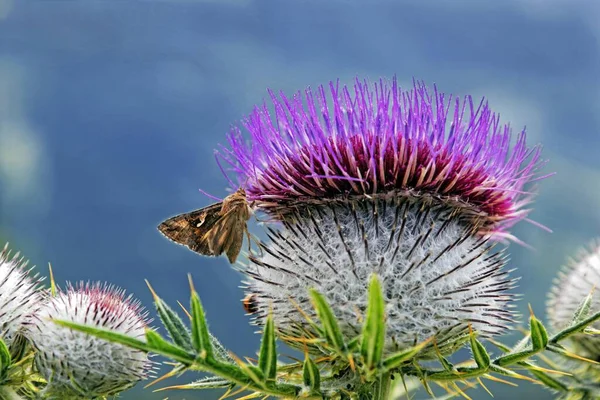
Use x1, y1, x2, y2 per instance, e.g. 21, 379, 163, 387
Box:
157, 187, 252, 264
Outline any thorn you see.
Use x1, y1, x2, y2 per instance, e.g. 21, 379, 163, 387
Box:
477, 377, 494, 397
188, 273, 196, 294
48, 262, 56, 297
144, 365, 186, 389
177, 300, 192, 320
482, 374, 518, 387
145, 280, 159, 301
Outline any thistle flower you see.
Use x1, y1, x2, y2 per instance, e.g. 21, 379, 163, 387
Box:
0, 243, 44, 348
219, 78, 544, 237
28, 282, 152, 399
548, 240, 600, 359
217, 78, 544, 352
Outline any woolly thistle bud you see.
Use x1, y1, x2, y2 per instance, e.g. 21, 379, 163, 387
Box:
218, 78, 544, 352
0, 243, 44, 348
548, 240, 600, 360
27, 282, 152, 399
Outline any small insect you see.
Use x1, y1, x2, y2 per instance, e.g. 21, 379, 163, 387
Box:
242, 293, 259, 315
157, 188, 252, 264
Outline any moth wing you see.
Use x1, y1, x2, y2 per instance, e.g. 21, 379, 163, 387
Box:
224, 218, 247, 264
205, 208, 246, 263
157, 202, 223, 256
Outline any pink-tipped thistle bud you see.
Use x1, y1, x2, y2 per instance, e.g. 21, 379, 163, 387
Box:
28, 282, 152, 399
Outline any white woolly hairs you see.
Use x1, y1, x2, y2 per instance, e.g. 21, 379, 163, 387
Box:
243, 198, 516, 352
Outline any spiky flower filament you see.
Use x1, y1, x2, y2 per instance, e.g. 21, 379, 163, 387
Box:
243, 198, 516, 353
220, 78, 544, 236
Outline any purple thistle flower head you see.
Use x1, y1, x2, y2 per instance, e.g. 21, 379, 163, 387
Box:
213, 76, 548, 358
217, 77, 545, 237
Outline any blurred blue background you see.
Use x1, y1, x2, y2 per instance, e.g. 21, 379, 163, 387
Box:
0, 1, 599, 399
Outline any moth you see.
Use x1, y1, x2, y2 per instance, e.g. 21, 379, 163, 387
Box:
157, 188, 252, 264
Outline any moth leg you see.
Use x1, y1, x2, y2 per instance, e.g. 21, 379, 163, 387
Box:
247, 231, 263, 256
253, 213, 278, 224
246, 229, 252, 252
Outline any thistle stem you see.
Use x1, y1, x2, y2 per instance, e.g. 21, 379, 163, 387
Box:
0, 386, 25, 400
373, 372, 392, 400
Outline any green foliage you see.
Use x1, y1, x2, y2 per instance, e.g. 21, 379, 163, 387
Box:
146, 281, 193, 351
54, 274, 600, 400
0, 334, 45, 399
361, 276, 385, 378
302, 354, 320, 393
189, 277, 213, 361
309, 289, 348, 355
258, 315, 277, 381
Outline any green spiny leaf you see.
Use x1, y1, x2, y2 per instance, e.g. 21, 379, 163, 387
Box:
469, 331, 490, 369
302, 354, 320, 391
382, 338, 431, 371
309, 289, 346, 353
495, 349, 537, 366
161, 375, 233, 390
529, 308, 548, 351
528, 369, 568, 392
210, 333, 235, 363
54, 319, 153, 353
551, 310, 600, 343
427, 367, 483, 381
145, 329, 195, 364
189, 277, 213, 360
0, 337, 10, 379
244, 364, 266, 386
571, 290, 594, 325
147, 281, 193, 351
53, 320, 197, 365
361, 275, 385, 372
258, 314, 277, 380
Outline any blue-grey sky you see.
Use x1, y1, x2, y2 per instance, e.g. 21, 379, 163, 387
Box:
1, 1, 599, 399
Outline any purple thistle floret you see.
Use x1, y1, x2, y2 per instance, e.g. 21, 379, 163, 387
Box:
217, 77, 545, 236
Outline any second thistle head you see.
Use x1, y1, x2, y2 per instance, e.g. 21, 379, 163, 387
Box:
548, 240, 600, 360
27, 282, 152, 399
218, 77, 546, 352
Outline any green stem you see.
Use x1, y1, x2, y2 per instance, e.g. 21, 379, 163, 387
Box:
0, 386, 25, 400
373, 372, 392, 400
